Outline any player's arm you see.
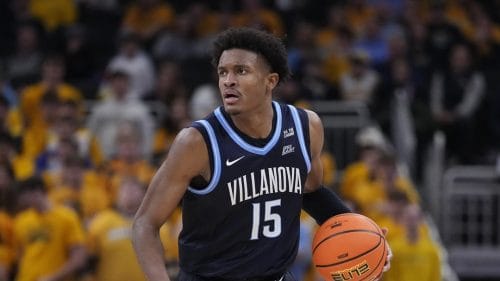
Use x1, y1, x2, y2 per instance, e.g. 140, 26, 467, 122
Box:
302, 110, 351, 225
132, 127, 209, 281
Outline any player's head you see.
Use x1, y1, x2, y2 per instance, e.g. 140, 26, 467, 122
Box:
211, 28, 290, 114
211, 27, 290, 83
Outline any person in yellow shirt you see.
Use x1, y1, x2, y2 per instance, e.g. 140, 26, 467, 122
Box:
105, 121, 156, 202
87, 177, 171, 281
340, 144, 383, 203
232, 0, 285, 36
13, 177, 87, 281
122, 0, 175, 45
0, 133, 35, 180
20, 54, 82, 130
45, 156, 110, 226
0, 95, 23, 138
29, 0, 77, 32
347, 152, 420, 221
377, 191, 442, 281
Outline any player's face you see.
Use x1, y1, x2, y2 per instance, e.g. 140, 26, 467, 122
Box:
217, 48, 278, 115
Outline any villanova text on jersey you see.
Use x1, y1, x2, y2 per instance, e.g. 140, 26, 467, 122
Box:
227, 166, 302, 206
180, 102, 311, 279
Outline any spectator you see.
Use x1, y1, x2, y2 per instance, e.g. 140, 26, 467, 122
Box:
373, 58, 433, 180
63, 24, 98, 97
153, 94, 192, 163
45, 99, 103, 168
20, 53, 82, 129
145, 60, 187, 103
28, 0, 78, 33
425, 2, 465, 70
104, 121, 156, 201
21, 90, 60, 160
429, 43, 486, 164
377, 191, 442, 281
13, 176, 87, 281
0, 132, 34, 180
87, 70, 154, 160
107, 33, 156, 99
233, 0, 285, 36
340, 132, 387, 205
0, 94, 23, 139
339, 49, 380, 106
86, 177, 169, 281
121, 0, 175, 47
152, 13, 212, 62
5, 21, 43, 89
353, 15, 390, 68
46, 156, 110, 226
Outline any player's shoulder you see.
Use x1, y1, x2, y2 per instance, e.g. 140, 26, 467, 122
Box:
168, 126, 208, 160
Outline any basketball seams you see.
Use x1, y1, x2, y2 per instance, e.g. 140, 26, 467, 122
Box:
312, 229, 384, 253
358, 238, 387, 281
312, 213, 388, 281
314, 231, 384, 267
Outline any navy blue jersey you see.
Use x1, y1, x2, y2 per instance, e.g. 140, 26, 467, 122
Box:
179, 102, 311, 279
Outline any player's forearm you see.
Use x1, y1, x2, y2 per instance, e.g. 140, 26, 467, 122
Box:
132, 217, 171, 281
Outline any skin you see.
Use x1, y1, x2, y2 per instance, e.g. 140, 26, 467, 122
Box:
132, 48, 388, 280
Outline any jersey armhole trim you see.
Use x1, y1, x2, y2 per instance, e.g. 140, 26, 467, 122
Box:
187, 120, 221, 195
288, 105, 311, 172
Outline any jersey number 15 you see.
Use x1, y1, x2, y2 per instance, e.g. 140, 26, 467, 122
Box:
250, 199, 282, 240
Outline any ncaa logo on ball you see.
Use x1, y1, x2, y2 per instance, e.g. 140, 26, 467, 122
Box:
330, 260, 370, 281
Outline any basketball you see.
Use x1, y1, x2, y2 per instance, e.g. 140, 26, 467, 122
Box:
312, 213, 387, 281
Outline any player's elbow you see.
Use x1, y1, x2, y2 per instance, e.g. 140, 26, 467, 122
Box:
132, 214, 158, 245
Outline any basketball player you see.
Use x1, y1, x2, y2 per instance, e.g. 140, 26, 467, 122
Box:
132, 27, 391, 281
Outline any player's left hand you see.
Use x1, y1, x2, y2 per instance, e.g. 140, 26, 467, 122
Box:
374, 227, 392, 281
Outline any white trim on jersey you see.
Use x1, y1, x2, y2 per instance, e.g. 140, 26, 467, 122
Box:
288, 105, 311, 173
188, 120, 222, 195
214, 101, 283, 155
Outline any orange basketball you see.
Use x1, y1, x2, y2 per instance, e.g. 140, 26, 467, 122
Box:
312, 213, 387, 281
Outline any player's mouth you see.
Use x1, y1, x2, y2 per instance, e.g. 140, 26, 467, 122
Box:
223, 90, 240, 104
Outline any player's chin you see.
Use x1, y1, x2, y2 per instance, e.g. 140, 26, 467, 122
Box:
223, 104, 242, 115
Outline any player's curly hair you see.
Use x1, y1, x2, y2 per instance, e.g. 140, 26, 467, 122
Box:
211, 27, 291, 83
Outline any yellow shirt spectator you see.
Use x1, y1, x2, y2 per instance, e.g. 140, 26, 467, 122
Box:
107, 159, 156, 201
13, 205, 86, 281
122, 0, 175, 41
87, 209, 147, 281
29, 0, 77, 31
46, 170, 111, 224
348, 176, 420, 220
20, 83, 82, 129
340, 161, 370, 202
379, 216, 441, 281
233, 9, 284, 36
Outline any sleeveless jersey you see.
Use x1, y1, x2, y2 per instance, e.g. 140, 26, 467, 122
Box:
179, 102, 311, 279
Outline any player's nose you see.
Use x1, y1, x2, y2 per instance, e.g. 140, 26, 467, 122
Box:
223, 72, 237, 87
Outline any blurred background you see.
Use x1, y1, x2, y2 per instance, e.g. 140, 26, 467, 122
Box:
1, 0, 500, 280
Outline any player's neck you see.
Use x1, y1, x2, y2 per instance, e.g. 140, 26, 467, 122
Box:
230, 103, 274, 139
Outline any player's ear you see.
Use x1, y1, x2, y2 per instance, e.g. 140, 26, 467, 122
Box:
266, 73, 279, 91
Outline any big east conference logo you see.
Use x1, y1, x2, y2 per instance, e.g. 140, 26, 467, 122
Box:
330, 260, 371, 281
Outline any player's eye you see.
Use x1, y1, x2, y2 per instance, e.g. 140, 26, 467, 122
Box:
236, 67, 247, 75
218, 69, 227, 76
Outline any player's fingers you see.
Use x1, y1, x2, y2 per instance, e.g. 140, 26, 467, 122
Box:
382, 242, 393, 272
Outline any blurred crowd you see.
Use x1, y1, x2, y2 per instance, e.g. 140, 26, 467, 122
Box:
2, 0, 500, 280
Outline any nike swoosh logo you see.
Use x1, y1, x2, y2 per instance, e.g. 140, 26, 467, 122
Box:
226, 156, 245, 166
